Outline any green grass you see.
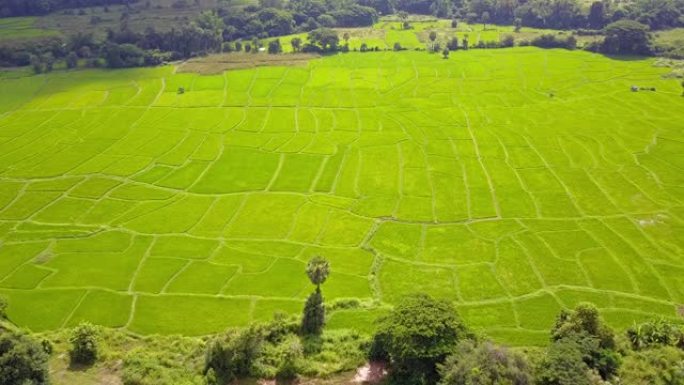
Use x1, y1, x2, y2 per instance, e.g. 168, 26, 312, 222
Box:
0, 48, 683, 347
0, 17, 60, 40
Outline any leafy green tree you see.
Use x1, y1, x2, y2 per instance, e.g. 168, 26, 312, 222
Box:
374, 294, 470, 384
429, 30, 438, 50
308, 28, 340, 51
301, 256, 330, 335
301, 288, 325, 334
588, 1, 606, 29
514, 17, 522, 32
438, 340, 532, 385
69, 322, 100, 366
481, 11, 490, 29
343, 32, 351, 46
0, 329, 50, 385
66, 52, 79, 69
30, 54, 44, 74
306, 256, 330, 289
551, 303, 620, 380
268, 39, 283, 54
204, 326, 264, 383
447, 37, 459, 50
602, 20, 652, 54
536, 337, 592, 385
291, 37, 302, 52
552, 303, 615, 349
442, 47, 450, 59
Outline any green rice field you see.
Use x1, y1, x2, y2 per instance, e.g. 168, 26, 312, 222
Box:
0, 48, 682, 346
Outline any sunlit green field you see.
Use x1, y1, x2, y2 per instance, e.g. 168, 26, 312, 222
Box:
0, 48, 683, 346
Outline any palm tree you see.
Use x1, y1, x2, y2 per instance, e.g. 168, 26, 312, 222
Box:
306, 256, 330, 289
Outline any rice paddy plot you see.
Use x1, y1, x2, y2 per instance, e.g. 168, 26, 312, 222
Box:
0, 48, 683, 346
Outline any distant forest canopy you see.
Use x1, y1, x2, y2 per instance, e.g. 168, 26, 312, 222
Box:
1, 0, 683, 31
0, 0, 136, 17
0, 0, 682, 69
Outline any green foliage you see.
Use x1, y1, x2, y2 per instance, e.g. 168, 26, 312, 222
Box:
65, 52, 78, 69
551, 303, 619, 379
204, 326, 264, 383
301, 289, 325, 335
306, 256, 330, 287
536, 337, 592, 385
0, 329, 50, 385
275, 336, 303, 380
602, 20, 652, 54
69, 322, 100, 366
307, 28, 340, 51
619, 346, 684, 385
627, 318, 684, 350
103, 43, 146, 69
268, 39, 283, 54
442, 48, 450, 59
552, 303, 615, 350
438, 340, 532, 385
0, 296, 7, 319
375, 294, 470, 384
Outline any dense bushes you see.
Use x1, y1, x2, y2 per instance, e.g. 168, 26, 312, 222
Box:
438, 341, 532, 385
531, 34, 577, 49
69, 322, 100, 366
373, 294, 471, 384
0, 329, 50, 385
204, 326, 264, 383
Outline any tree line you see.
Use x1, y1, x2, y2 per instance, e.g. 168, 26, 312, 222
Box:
0, 0, 135, 17
362, 0, 684, 30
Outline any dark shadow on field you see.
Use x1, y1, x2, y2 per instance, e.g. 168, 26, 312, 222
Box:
67, 361, 95, 372
596, 53, 652, 61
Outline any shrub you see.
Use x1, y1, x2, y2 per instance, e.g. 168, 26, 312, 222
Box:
393, 42, 403, 51
69, 322, 100, 366
531, 34, 576, 49
66, 51, 79, 69
0, 330, 50, 385
204, 326, 264, 383
501, 35, 515, 47
619, 346, 684, 385
275, 336, 303, 380
438, 340, 532, 385
627, 319, 684, 350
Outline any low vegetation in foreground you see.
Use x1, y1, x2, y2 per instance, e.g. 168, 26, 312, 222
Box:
2, 290, 684, 385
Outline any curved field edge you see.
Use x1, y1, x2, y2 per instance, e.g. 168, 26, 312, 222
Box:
0, 47, 682, 347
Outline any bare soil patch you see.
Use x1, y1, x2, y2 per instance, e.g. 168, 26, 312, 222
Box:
177, 53, 319, 75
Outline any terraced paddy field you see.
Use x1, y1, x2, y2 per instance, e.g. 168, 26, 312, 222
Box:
0, 48, 683, 346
